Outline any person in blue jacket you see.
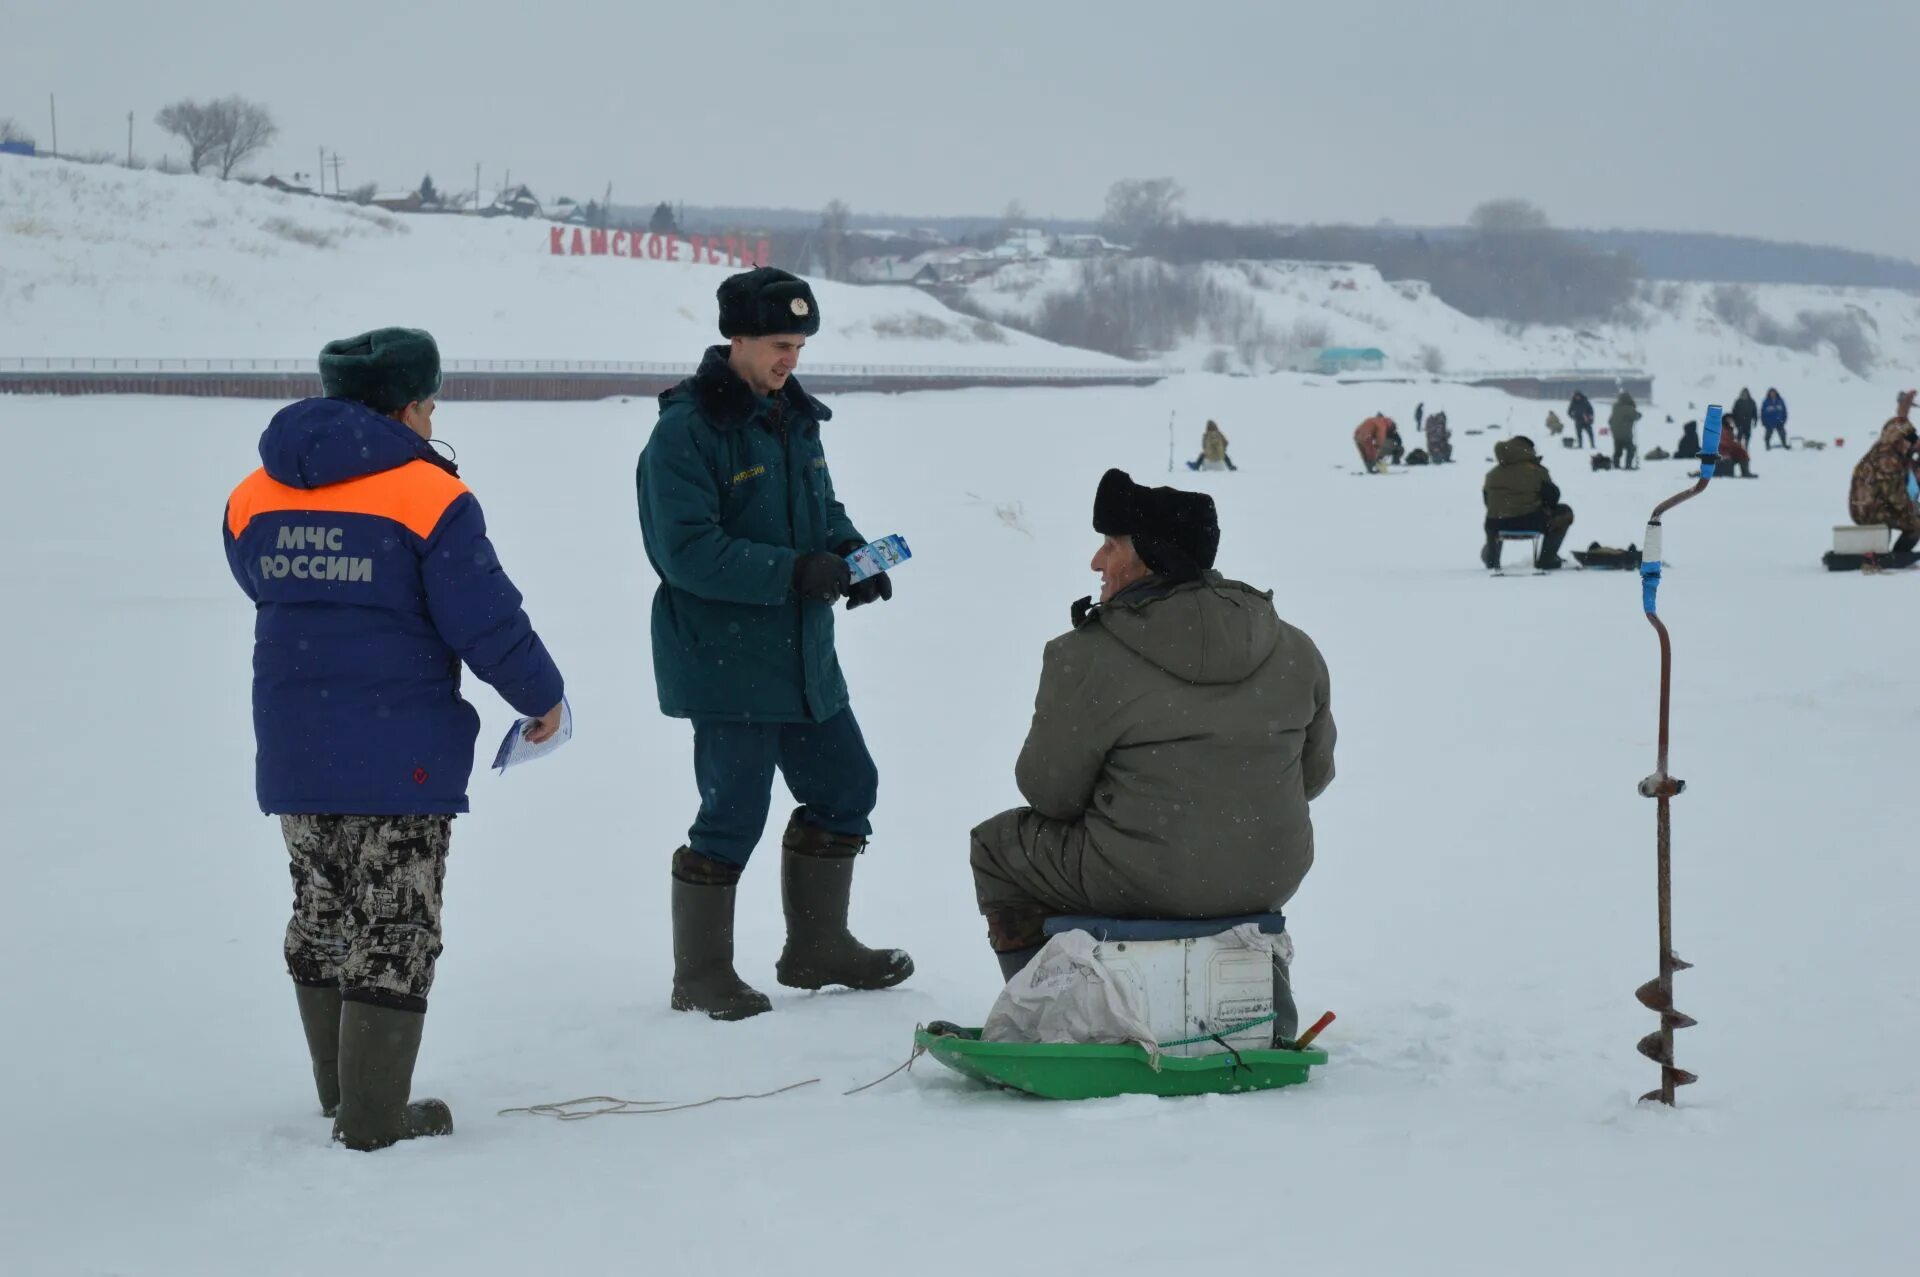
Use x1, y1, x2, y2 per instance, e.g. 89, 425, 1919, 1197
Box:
637, 268, 912, 1021
223, 328, 565, 1150
1761, 388, 1790, 450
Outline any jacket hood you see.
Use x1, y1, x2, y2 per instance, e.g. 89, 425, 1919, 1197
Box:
1493, 438, 1537, 465
659, 345, 832, 432
1095, 574, 1281, 685
258, 397, 452, 490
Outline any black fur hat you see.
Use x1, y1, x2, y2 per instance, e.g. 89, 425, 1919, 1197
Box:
717, 267, 821, 339
1092, 468, 1219, 582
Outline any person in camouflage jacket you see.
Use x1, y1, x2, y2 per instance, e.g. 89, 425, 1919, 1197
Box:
1849, 420, 1920, 552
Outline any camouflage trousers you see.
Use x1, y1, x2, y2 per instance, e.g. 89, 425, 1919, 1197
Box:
280, 813, 452, 1011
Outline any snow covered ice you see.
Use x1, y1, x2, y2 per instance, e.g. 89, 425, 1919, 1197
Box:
3, 365, 1916, 1273
2, 130, 1917, 1275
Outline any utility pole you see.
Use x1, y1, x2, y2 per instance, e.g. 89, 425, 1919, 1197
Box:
326, 151, 344, 195
127, 111, 134, 167
319, 146, 326, 194
48, 94, 57, 157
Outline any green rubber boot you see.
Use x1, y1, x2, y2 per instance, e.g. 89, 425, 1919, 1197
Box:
775, 815, 913, 992
331, 1000, 454, 1151
670, 850, 772, 1021
292, 981, 342, 1117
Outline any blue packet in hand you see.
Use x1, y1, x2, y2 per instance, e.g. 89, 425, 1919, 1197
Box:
845, 534, 911, 583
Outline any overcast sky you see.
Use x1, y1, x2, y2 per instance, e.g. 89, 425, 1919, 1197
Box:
6, 0, 1916, 258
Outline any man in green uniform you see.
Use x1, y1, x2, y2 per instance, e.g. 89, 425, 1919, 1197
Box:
636, 268, 912, 1021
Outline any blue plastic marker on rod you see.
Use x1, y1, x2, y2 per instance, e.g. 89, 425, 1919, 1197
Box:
845, 534, 911, 583
1641, 405, 1722, 615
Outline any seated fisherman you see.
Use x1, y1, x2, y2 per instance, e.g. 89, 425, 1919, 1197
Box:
1482, 435, 1575, 570
1850, 419, 1920, 553
968, 470, 1337, 1012
1186, 419, 1237, 471
1675, 420, 1701, 459
1354, 413, 1395, 471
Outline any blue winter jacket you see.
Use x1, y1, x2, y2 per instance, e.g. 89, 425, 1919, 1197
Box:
1761, 394, 1789, 429
223, 398, 564, 814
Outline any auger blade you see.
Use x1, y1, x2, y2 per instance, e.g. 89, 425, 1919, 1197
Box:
1664, 1011, 1698, 1030
1671, 954, 1694, 971
1635, 979, 1670, 1011
1637, 1031, 1673, 1064
1639, 1067, 1700, 1103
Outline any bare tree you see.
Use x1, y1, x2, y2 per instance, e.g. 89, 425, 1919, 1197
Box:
155, 96, 278, 178
155, 100, 222, 174
1001, 198, 1028, 228
820, 198, 852, 280
347, 181, 377, 205
0, 117, 34, 147
211, 97, 277, 179
1468, 198, 1551, 234
1102, 178, 1184, 245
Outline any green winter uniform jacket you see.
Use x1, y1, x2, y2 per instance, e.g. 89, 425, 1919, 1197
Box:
637, 347, 863, 722
1483, 438, 1558, 518
970, 574, 1336, 918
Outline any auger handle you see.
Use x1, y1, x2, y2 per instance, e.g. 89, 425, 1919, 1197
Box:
1641, 405, 1723, 617
1292, 1011, 1336, 1050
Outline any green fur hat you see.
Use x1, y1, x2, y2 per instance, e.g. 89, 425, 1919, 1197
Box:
318, 327, 443, 412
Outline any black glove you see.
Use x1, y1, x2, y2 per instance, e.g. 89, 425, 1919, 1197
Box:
836, 541, 892, 610
1070, 595, 1096, 628
846, 571, 892, 610
791, 551, 851, 603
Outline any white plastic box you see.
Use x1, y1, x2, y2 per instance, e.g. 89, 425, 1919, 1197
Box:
1089, 928, 1282, 1058
1834, 525, 1890, 555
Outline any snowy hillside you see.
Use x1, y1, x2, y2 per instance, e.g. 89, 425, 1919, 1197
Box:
3, 370, 1915, 1274
0, 157, 1124, 367
963, 255, 1920, 394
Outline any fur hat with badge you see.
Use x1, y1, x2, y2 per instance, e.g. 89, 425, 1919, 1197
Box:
1093, 468, 1220, 584
717, 267, 822, 339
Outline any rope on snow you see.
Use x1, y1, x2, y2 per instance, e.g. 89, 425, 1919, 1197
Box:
499, 1078, 819, 1120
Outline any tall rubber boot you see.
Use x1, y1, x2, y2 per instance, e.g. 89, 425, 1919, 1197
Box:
331, 1000, 453, 1151
292, 981, 342, 1117
775, 815, 914, 991
670, 849, 772, 1021
1271, 958, 1301, 1047
996, 946, 1041, 983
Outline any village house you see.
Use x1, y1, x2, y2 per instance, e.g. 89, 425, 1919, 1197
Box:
482, 184, 543, 218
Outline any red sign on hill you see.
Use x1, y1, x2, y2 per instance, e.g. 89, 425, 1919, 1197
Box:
549, 226, 770, 268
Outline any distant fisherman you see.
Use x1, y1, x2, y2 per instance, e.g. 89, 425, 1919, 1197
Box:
223, 328, 566, 1151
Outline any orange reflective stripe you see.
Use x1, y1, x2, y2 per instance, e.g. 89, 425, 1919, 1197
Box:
225, 460, 469, 540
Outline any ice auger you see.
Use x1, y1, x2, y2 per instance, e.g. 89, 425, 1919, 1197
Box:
1632, 403, 1721, 1105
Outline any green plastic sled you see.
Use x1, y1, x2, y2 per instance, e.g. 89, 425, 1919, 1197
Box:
914, 1026, 1327, 1101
